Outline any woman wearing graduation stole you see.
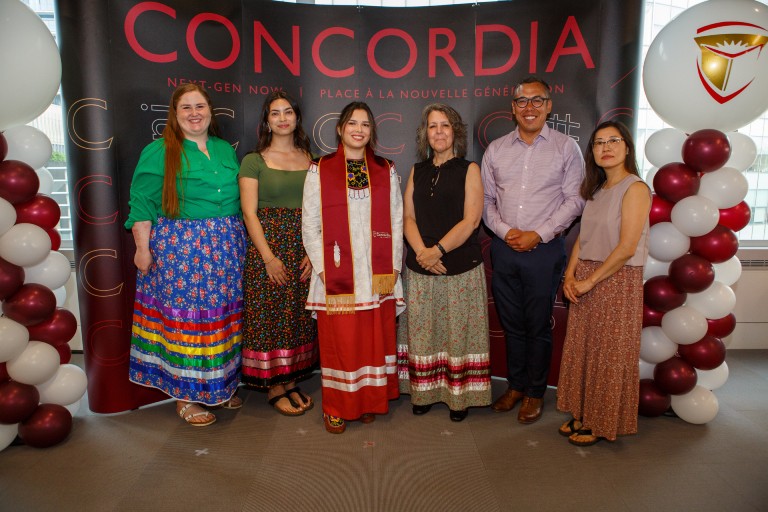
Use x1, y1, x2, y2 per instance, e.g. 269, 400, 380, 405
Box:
302, 102, 405, 434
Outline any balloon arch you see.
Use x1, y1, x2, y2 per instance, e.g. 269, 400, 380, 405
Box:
1, 0, 84, 450
638, 0, 768, 424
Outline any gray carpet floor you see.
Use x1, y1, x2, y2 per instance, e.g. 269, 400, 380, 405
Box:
1, 350, 766, 512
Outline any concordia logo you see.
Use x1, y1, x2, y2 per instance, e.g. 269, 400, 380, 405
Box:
694, 21, 768, 104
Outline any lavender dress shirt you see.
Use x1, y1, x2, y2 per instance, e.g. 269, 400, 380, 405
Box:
481, 124, 586, 243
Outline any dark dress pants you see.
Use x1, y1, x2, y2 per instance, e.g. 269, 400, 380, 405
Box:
490, 235, 565, 398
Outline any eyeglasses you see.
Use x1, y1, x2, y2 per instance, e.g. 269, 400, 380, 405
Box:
512, 96, 549, 109
592, 137, 624, 149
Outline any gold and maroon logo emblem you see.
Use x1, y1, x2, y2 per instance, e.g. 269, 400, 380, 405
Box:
695, 21, 768, 104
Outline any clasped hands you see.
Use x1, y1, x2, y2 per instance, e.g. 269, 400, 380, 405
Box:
504, 229, 541, 252
416, 245, 446, 275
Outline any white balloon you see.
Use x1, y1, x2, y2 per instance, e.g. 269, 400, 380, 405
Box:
36, 363, 87, 406
686, 281, 737, 320
648, 222, 691, 262
697, 167, 749, 209
0, 316, 29, 363
643, 0, 768, 133
696, 361, 729, 390
63, 398, 82, 417
639, 358, 656, 380
0, 223, 51, 267
0, 423, 18, 453
0, 198, 17, 237
52, 285, 67, 307
640, 326, 679, 364
2, 125, 53, 170
35, 167, 54, 196
22, 250, 70, 290
644, 167, 659, 191
713, 256, 742, 286
645, 128, 687, 168
0, 0, 62, 131
725, 132, 758, 171
670, 196, 720, 237
661, 306, 709, 345
6, 340, 60, 385
670, 385, 719, 424
643, 254, 671, 281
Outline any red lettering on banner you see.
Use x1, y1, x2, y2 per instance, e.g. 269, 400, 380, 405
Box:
545, 16, 595, 72
529, 21, 538, 74
475, 24, 520, 76
367, 29, 417, 79
124, 2, 177, 63
75, 175, 119, 225
429, 28, 462, 78
254, 22, 300, 76
312, 27, 354, 78
187, 13, 240, 69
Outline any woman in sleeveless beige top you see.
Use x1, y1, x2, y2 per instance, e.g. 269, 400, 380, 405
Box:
556, 121, 651, 445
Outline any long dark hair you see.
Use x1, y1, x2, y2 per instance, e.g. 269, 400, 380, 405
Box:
254, 90, 311, 155
335, 102, 377, 150
581, 121, 640, 200
162, 84, 219, 218
415, 103, 468, 161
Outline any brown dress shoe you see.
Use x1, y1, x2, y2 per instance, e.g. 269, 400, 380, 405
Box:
360, 413, 375, 424
491, 388, 525, 412
518, 397, 543, 424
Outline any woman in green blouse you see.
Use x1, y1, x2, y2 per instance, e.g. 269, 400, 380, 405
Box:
126, 84, 246, 427
238, 91, 317, 415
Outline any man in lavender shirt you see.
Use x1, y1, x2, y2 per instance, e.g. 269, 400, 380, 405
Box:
481, 76, 585, 424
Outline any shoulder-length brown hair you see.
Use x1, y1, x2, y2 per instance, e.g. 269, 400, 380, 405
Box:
335, 102, 377, 150
253, 90, 311, 155
581, 120, 640, 201
161, 83, 219, 218
415, 103, 468, 161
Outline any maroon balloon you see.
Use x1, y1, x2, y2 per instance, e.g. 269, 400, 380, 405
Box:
14, 194, 61, 230
0, 362, 9, 383
643, 276, 686, 313
654, 356, 698, 395
0, 160, 39, 204
46, 228, 61, 251
682, 129, 731, 173
18, 404, 73, 448
707, 313, 736, 338
55, 343, 72, 364
668, 253, 715, 293
638, 379, 671, 417
643, 304, 664, 327
653, 162, 700, 203
0, 381, 41, 424
26, 308, 78, 346
690, 225, 739, 263
678, 335, 726, 370
0, 256, 25, 301
649, 194, 674, 226
719, 201, 751, 232
0, 132, 7, 161
1, 283, 57, 326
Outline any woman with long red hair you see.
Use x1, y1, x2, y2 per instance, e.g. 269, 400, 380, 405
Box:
126, 84, 245, 427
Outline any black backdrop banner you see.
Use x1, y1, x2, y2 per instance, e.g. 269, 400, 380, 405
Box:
56, 0, 643, 412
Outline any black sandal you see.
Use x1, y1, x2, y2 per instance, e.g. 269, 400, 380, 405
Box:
285, 386, 314, 412
268, 393, 304, 416
568, 428, 603, 446
558, 418, 581, 437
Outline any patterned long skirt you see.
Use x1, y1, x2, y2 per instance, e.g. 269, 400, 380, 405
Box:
397, 265, 492, 411
129, 216, 246, 406
556, 260, 644, 440
241, 207, 317, 388
317, 301, 399, 420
